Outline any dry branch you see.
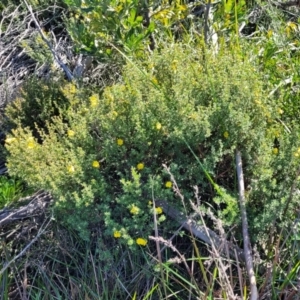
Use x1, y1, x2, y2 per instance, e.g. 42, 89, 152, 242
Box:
236, 150, 258, 300
23, 0, 74, 82
155, 199, 245, 263
0, 190, 53, 227
0, 213, 52, 276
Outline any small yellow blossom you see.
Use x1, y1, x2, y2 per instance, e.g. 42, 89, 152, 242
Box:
27, 137, 36, 149
188, 112, 198, 120
278, 108, 284, 114
223, 131, 229, 139
130, 205, 140, 215
112, 111, 118, 118
136, 238, 147, 246
5, 137, 16, 144
295, 148, 300, 157
68, 84, 76, 94
267, 30, 273, 38
114, 231, 121, 238
92, 161, 100, 168
155, 207, 163, 214
254, 100, 262, 105
67, 165, 75, 173
272, 148, 279, 155
156, 122, 162, 130
117, 138, 124, 146
151, 77, 158, 85
165, 181, 172, 188
67, 130, 75, 137
171, 60, 178, 71
89, 94, 99, 107
137, 163, 144, 170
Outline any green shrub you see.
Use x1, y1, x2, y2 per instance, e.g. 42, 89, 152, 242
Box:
63, 0, 154, 60
63, 0, 190, 61
6, 43, 298, 244
5, 77, 92, 139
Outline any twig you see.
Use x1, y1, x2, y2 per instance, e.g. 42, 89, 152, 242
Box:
0, 215, 52, 276
22, 0, 74, 81
203, 0, 211, 45
151, 183, 167, 296
155, 199, 245, 263
236, 150, 258, 300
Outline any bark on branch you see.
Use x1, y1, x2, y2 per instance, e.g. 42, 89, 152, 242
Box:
0, 190, 53, 227
236, 150, 258, 300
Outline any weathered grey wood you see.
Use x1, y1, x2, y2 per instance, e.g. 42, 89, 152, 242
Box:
0, 190, 52, 227
236, 150, 258, 299
155, 199, 245, 263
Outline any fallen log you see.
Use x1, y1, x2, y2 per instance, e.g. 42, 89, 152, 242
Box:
0, 190, 53, 227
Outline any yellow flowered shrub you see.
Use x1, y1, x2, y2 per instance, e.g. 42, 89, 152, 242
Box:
6, 43, 296, 243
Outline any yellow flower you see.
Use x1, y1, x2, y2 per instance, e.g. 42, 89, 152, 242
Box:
272, 148, 278, 155
130, 205, 140, 215
114, 231, 121, 238
137, 163, 144, 170
68, 84, 76, 94
67, 165, 75, 173
156, 122, 162, 130
89, 94, 99, 107
295, 148, 300, 157
67, 130, 75, 137
136, 238, 147, 246
92, 161, 100, 168
165, 181, 172, 188
223, 131, 229, 139
27, 137, 36, 149
151, 77, 158, 85
5, 137, 16, 144
117, 138, 124, 146
155, 207, 163, 214
267, 30, 273, 38
278, 108, 284, 114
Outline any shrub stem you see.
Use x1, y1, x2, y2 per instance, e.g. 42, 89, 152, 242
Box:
236, 150, 258, 300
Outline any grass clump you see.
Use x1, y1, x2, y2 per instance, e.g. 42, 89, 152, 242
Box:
0, 176, 24, 208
